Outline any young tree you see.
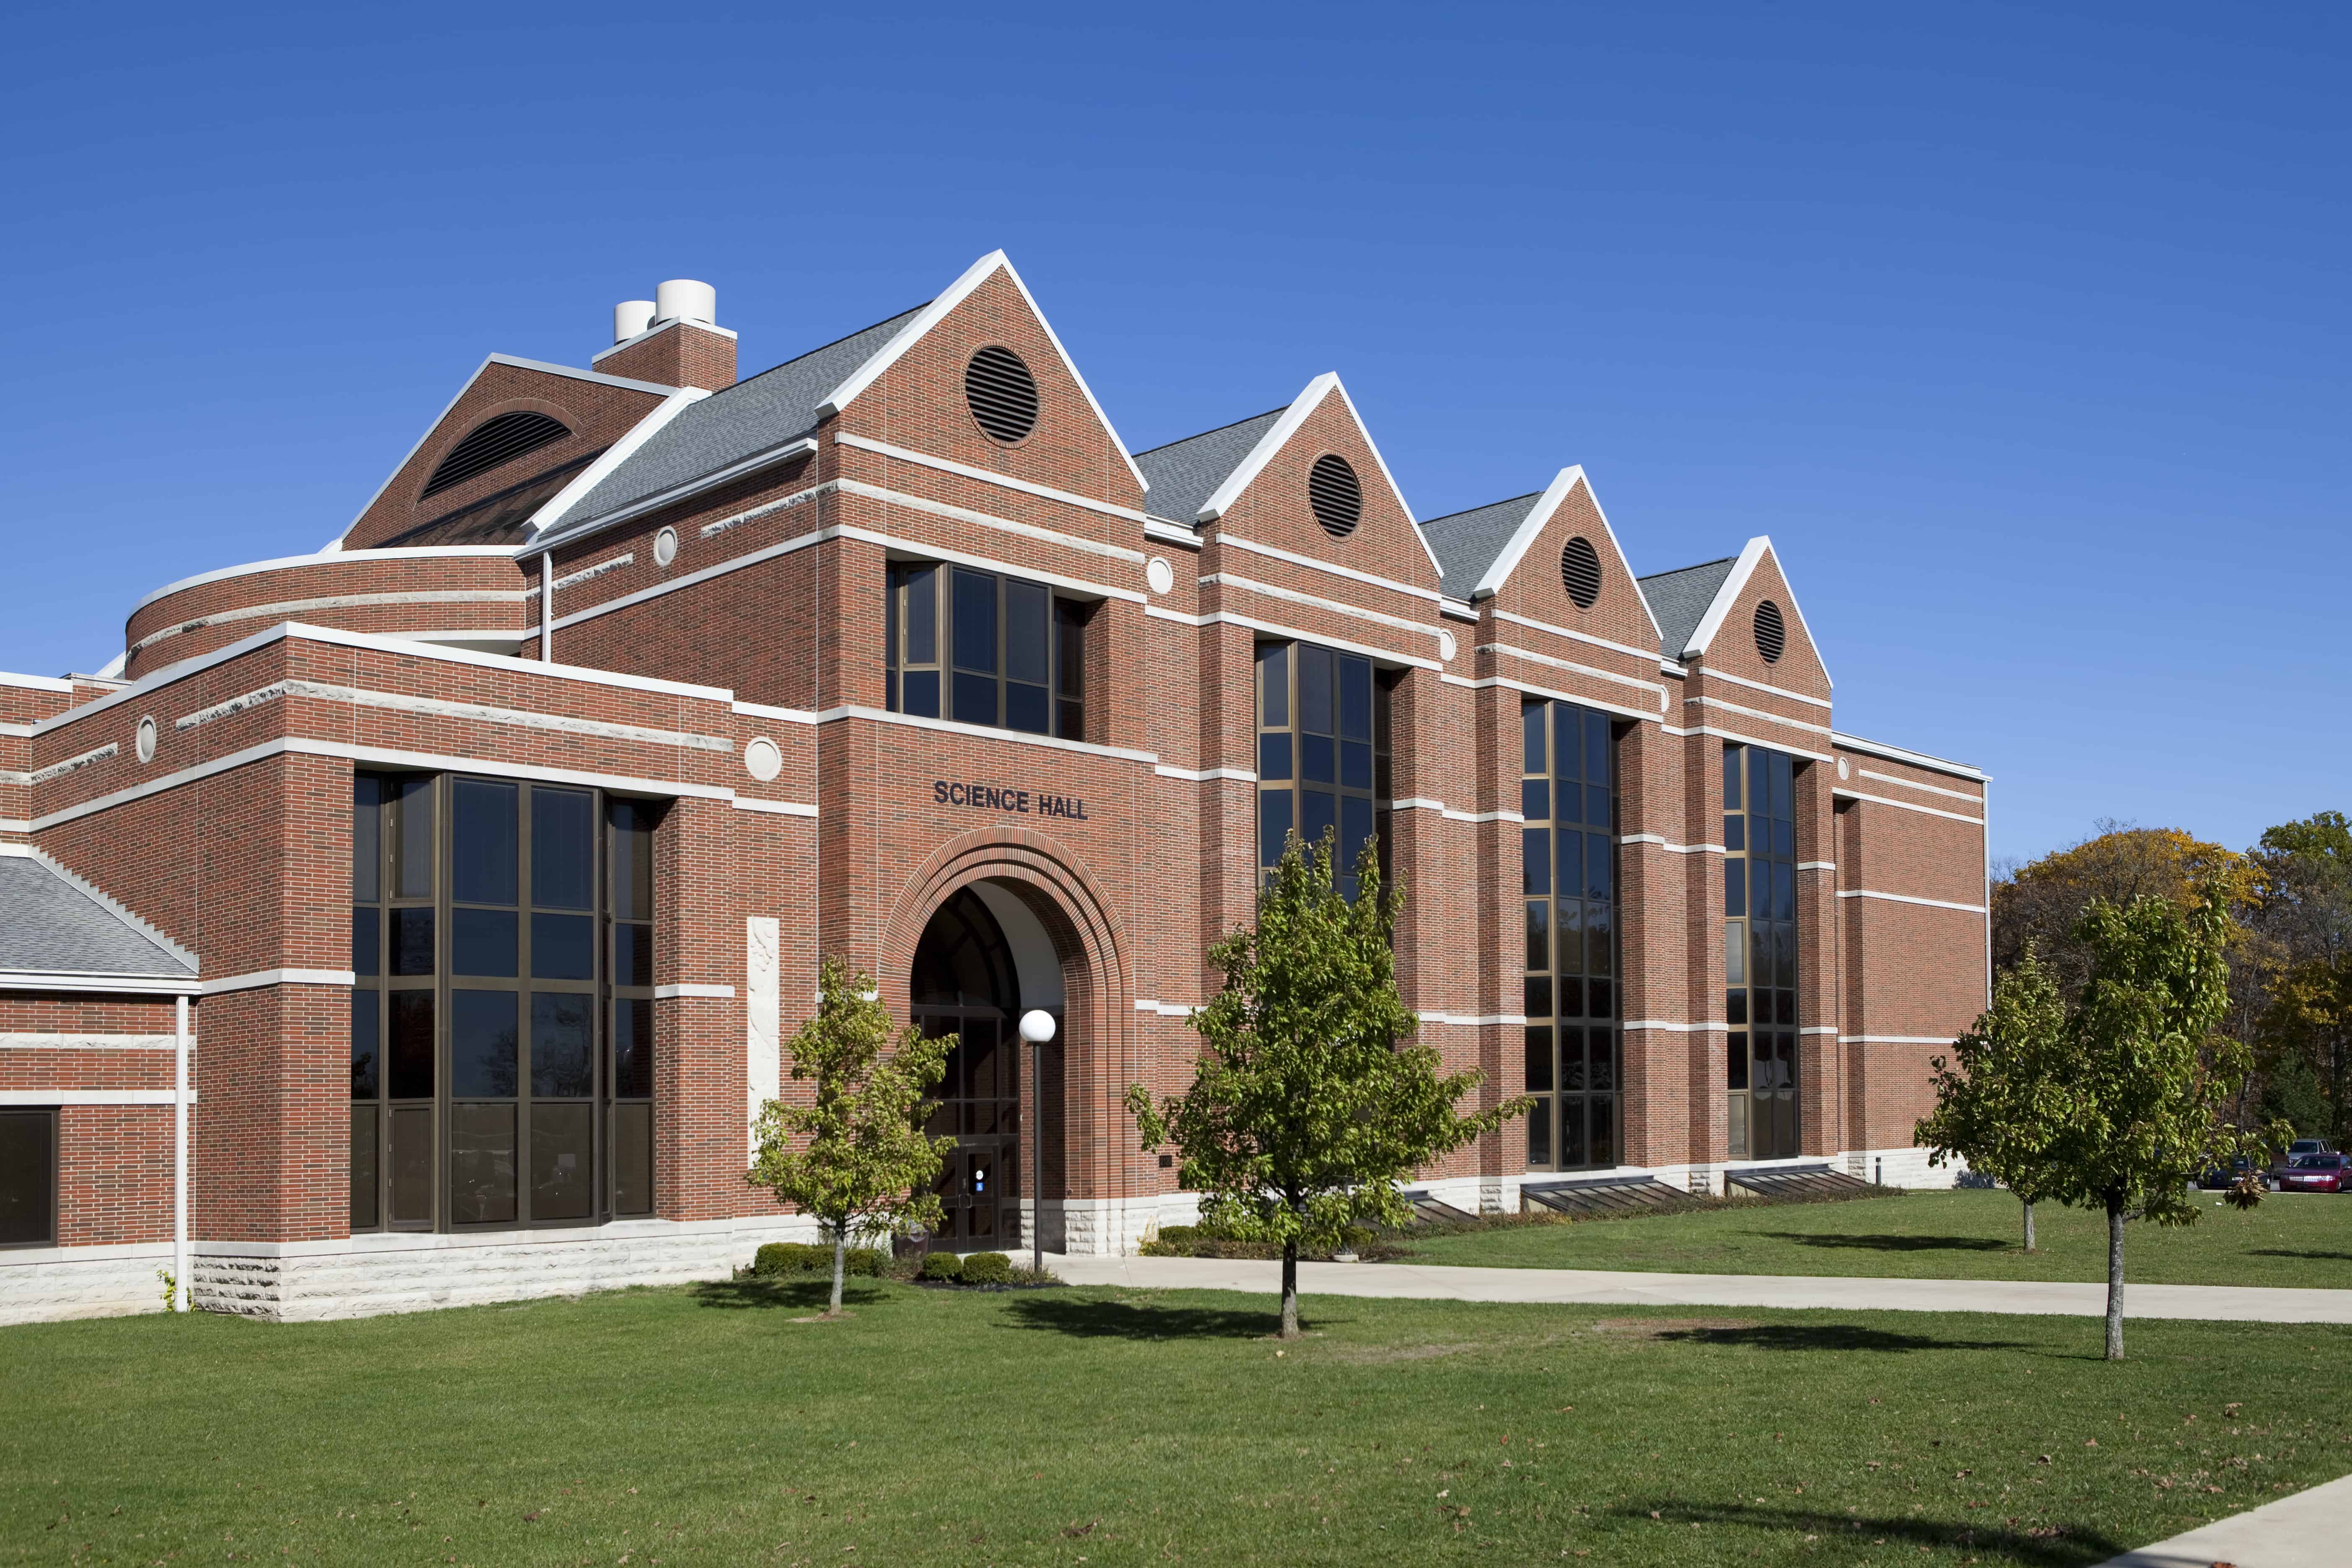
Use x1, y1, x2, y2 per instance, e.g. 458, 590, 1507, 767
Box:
1915, 947, 2070, 1251
1127, 831, 1526, 1340
748, 955, 954, 1317
2045, 884, 2277, 1360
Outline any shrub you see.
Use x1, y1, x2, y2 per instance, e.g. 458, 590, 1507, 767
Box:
754, 1242, 889, 1277
920, 1251, 964, 1282
960, 1252, 1012, 1285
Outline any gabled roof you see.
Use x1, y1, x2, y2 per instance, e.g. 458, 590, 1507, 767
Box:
1635, 557, 1738, 661
1134, 410, 1284, 525
1182, 373, 1443, 578
816, 250, 1149, 495
1644, 535, 1833, 685
326, 354, 681, 552
1420, 493, 1540, 592
1434, 468, 1667, 650
532, 307, 925, 542
0, 851, 197, 984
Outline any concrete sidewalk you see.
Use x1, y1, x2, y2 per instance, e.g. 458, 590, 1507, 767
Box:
2090, 1470, 2352, 1567
1047, 1254, 2352, 1323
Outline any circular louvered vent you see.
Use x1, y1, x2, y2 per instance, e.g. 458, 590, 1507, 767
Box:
1308, 454, 1362, 539
1754, 599, 1787, 663
965, 346, 1039, 443
1560, 535, 1602, 609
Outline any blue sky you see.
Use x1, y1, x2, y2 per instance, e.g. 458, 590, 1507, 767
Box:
2, 2, 2342, 863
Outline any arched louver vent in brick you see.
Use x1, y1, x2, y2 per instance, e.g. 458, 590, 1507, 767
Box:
965, 346, 1039, 443
1754, 599, 1787, 663
1560, 535, 1602, 609
422, 411, 570, 498
1308, 454, 1362, 539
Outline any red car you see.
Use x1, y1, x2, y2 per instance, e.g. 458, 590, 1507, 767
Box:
2279, 1153, 2347, 1193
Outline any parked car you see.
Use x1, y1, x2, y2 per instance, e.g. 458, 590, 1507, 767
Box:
2197, 1156, 2266, 1191
2277, 1153, 2347, 1194
2287, 1138, 2337, 1158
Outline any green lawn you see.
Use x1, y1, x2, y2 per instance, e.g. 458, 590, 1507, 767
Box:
1405, 1188, 2352, 1287
5, 1281, 2349, 1567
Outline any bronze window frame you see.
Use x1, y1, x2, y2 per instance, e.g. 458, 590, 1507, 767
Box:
1518, 699, 1622, 1173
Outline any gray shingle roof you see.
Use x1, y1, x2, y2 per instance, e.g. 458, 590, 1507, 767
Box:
1420, 493, 1540, 595
0, 856, 196, 982
539, 306, 928, 538
1133, 410, 1284, 524
1637, 557, 1739, 659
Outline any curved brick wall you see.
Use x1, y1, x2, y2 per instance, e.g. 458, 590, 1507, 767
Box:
124, 549, 534, 679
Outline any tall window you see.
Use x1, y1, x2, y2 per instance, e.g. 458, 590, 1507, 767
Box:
1254, 642, 1391, 898
1724, 743, 1798, 1160
1521, 701, 1619, 1171
886, 563, 1088, 740
352, 773, 659, 1233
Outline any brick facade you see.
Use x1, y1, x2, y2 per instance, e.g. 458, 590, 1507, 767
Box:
1, 252, 1987, 1321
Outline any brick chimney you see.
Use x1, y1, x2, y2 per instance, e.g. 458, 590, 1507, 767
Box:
592, 279, 737, 390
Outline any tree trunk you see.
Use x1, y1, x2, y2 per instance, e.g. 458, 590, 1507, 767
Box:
1279, 1236, 1300, 1341
2104, 1194, 2125, 1361
2022, 1199, 2036, 1253
829, 1231, 847, 1317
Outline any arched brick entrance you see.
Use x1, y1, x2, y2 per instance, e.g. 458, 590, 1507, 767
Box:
880, 829, 1140, 1255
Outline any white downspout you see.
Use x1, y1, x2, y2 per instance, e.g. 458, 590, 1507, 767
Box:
174, 993, 190, 1312
540, 551, 555, 663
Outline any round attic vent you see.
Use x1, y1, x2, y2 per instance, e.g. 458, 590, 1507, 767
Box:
1754, 599, 1787, 664
1308, 454, 1362, 539
1560, 535, 1602, 609
965, 346, 1039, 443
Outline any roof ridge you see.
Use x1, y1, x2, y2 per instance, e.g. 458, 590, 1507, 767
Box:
1132, 408, 1287, 457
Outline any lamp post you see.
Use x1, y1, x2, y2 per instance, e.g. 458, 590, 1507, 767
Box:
1018, 1008, 1057, 1276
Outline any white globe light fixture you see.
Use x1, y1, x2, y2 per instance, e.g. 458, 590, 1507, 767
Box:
1016, 1009, 1057, 1273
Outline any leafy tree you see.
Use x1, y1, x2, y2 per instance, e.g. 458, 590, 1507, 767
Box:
748, 955, 954, 1316
2043, 884, 2278, 1360
1915, 947, 2070, 1251
1991, 821, 2248, 998
2248, 812, 2352, 1141
1127, 830, 1526, 1339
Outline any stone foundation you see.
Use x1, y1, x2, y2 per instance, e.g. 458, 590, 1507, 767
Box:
0, 1240, 178, 1326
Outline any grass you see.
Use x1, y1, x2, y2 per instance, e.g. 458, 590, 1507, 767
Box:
4, 1281, 2349, 1566
1404, 1188, 2352, 1288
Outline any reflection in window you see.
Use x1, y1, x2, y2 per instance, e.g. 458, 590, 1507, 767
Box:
1254, 641, 1393, 899
887, 562, 1089, 740
1521, 700, 1620, 1172
1725, 743, 1799, 1160
351, 772, 659, 1233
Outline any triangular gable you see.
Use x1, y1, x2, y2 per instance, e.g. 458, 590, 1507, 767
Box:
1681, 536, 1834, 687
1466, 467, 1665, 650
326, 354, 682, 552
817, 250, 1148, 494
1193, 373, 1443, 578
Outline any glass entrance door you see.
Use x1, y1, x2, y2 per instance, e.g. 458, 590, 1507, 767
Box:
917, 1011, 1019, 1245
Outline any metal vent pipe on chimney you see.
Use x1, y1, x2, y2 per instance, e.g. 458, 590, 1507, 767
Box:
654, 279, 717, 326
614, 299, 657, 343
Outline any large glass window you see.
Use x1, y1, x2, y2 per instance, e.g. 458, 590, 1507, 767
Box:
351, 772, 660, 1233
0, 1108, 57, 1247
1724, 743, 1799, 1160
1520, 700, 1619, 1172
1254, 642, 1392, 899
886, 562, 1089, 740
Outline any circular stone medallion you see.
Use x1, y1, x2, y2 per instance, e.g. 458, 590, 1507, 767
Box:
744, 736, 782, 782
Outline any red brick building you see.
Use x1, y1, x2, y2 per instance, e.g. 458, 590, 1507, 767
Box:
0, 255, 1988, 1323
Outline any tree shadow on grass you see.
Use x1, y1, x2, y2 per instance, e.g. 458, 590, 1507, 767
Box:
2249, 1248, 2352, 1263
690, 1278, 895, 1312
1650, 1323, 2029, 1353
1762, 1230, 2009, 1253
1000, 1294, 1288, 1341
1615, 1501, 2117, 1568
